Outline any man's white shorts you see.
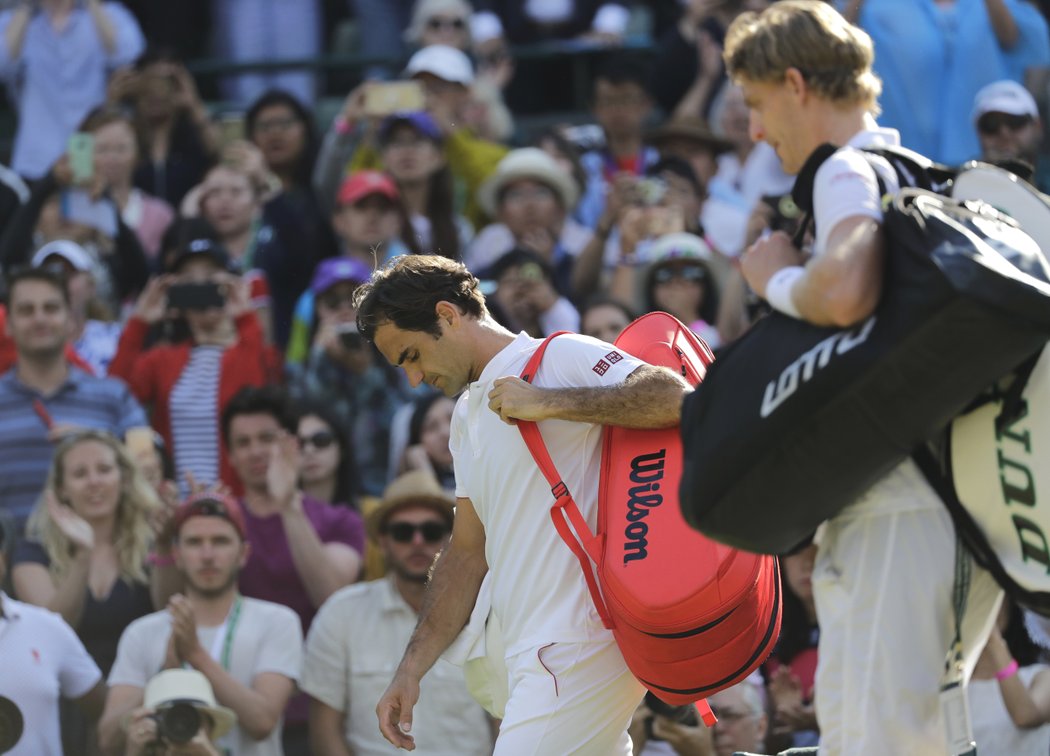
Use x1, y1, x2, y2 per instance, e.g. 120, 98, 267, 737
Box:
813, 463, 1003, 756
495, 640, 645, 755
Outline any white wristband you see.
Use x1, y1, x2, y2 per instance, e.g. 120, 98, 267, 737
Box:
765, 265, 805, 319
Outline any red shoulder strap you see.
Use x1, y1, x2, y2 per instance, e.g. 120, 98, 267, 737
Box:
518, 333, 613, 629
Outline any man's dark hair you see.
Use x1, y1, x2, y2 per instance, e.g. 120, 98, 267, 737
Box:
593, 54, 653, 94
646, 156, 703, 196
221, 385, 297, 446
354, 255, 487, 340
4, 266, 71, 308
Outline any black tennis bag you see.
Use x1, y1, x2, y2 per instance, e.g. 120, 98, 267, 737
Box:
680, 145, 1050, 555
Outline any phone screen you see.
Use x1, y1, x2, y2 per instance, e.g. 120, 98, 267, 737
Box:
363, 81, 427, 116
67, 133, 95, 183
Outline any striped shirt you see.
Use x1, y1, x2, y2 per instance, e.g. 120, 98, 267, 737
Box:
170, 346, 223, 498
0, 366, 147, 533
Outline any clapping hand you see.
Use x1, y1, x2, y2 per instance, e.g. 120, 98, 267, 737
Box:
46, 489, 94, 553
266, 433, 302, 509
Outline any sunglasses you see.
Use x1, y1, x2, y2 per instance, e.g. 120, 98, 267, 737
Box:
653, 265, 707, 284
426, 17, 466, 30
299, 430, 336, 450
977, 112, 1034, 135
386, 521, 449, 543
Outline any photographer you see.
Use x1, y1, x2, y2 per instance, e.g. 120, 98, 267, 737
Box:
108, 239, 281, 496
121, 670, 233, 756
287, 258, 411, 497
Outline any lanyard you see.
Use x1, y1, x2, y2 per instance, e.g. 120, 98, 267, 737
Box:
187, 595, 243, 672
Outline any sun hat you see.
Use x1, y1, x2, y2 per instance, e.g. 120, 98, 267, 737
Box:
367, 470, 455, 539
142, 669, 237, 741
477, 148, 579, 217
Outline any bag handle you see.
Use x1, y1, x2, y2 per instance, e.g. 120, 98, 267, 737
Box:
518, 333, 614, 630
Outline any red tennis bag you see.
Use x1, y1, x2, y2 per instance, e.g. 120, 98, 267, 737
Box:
517, 312, 782, 717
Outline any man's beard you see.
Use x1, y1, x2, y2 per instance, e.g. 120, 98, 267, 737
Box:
186, 568, 240, 599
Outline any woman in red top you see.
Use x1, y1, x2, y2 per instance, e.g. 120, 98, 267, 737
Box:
108, 240, 281, 494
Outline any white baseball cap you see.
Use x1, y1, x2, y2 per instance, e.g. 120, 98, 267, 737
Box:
404, 44, 474, 85
31, 240, 94, 272
972, 80, 1039, 123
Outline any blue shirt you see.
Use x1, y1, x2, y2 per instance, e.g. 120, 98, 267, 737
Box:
0, 3, 144, 178
0, 366, 147, 531
857, 0, 1047, 165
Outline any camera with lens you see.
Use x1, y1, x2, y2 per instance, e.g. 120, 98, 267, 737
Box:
152, 701, 201, 745
0, 696, 24, 754
643, 691, 700, 741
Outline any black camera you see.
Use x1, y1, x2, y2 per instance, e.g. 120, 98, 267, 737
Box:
153, 701, 201, 744
643, 691, 700, 741
0, 696, 24, 754
167, 282, 225, 311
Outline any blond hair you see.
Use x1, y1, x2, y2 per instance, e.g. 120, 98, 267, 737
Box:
724, 0, 882, 112
27, 431, 160, 585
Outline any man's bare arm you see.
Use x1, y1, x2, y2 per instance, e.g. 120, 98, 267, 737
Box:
376, 496, 488, 750
488, 364, 692, 429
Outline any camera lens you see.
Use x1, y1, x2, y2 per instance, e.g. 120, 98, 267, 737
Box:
157, 702, 201, 745
0, 696, 25, 753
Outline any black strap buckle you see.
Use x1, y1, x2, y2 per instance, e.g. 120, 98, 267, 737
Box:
551, 481, 570, 499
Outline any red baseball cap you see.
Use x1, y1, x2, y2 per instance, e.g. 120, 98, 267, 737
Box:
171, 492, 248, 541
337, 170, 399, 207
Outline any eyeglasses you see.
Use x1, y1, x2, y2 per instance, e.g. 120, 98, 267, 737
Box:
299, 430, 336, 450
426, 17, 466, 31
254, 116, 300, 134
708, 706, 755, 723
977, 112, 1034, 135
653, 265, 707, 284
386, 521, 449, 543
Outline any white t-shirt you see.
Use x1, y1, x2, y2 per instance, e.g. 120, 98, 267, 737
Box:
450, 331, 645, 657
108, 597, 303, 756
811, 125, 901, 256
0, 594, 102, 756
969, 665, 1050, 755
301, 577, 492, 755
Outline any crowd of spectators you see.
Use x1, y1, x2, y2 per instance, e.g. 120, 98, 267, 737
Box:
1, 0, 1050, 754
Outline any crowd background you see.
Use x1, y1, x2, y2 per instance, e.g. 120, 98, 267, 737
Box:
1, 1, 1050, 755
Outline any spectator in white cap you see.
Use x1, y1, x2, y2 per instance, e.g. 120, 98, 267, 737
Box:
31, 240, 122, 375
320, 43, 508, 232
973, 80, 1048, 191
466, 147, 592, 299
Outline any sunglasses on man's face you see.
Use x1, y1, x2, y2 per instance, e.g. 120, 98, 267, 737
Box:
977, 112, 1034, 135
653, 265, 707, 285
426, 16, 466, 30
298, 430, 336, 450
386, 521, 449, 543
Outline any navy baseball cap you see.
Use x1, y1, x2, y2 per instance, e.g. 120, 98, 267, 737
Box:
310, 257, 373, 296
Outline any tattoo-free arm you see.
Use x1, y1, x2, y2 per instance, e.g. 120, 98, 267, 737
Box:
984, 0, 1019, 49
376, 496, 488, 749
281, 498, 361, 608
309, 699, 355, 756
792, 217, 884, 327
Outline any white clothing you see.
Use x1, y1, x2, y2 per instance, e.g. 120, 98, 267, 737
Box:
108, 597, 303, 756
0, 593, 102, 756
300, 577, 491, 756
495, 641, 644, 755
810, 126, 1003, 755
969, 665, 1050, 755
701, 142, 794, 257
451, 331, 644, 658
449, 331, 647, 751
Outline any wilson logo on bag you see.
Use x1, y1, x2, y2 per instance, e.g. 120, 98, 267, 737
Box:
517, 313, 782, 718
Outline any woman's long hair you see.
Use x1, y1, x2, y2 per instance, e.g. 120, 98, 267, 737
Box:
245, 89, 320, 191
27, 431, 160, 585
294, 399, 360, 507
